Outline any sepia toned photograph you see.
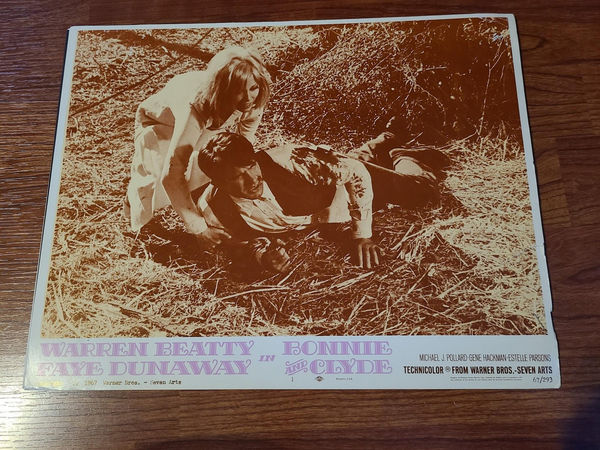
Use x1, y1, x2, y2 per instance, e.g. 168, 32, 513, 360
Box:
41, 17, 547, 338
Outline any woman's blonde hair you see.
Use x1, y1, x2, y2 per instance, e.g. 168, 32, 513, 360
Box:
195, 46, 271, 127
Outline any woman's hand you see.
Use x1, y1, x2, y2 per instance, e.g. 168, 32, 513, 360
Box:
194, 227, 232, 250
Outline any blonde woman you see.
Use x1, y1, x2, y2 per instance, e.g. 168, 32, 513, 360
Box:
125, 46, 271, 247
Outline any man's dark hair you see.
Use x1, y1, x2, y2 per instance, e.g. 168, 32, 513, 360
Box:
197, 131, 256, 182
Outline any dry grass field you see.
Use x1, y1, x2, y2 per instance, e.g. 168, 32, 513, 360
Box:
41, 19, 547, 337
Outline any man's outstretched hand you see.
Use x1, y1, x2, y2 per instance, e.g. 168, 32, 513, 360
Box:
194, 227, 232, 250
261, 239, 291, 273
353, 238, 382, 269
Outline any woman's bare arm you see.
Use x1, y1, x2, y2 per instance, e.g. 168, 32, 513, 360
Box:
161, 144, 207, 233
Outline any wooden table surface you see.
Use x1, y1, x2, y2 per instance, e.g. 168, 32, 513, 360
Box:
1, 1, 599, 448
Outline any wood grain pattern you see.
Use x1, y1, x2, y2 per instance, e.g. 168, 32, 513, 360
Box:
1, 1, 599, 448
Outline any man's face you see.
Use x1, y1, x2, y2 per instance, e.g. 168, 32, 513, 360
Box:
219, 160, 264, 199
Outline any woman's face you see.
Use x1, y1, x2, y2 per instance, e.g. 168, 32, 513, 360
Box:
233, 77, 260, 112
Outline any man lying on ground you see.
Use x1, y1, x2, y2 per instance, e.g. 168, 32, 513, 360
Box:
192, 130, 450, 271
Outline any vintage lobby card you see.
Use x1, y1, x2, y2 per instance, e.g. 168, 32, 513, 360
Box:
25, 14, 560, 389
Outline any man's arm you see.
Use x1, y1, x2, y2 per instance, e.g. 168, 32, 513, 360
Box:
276, 146, 374, 239
285, 147, 382, 268
328, 154, 374, 240
328, 155, 383, 268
